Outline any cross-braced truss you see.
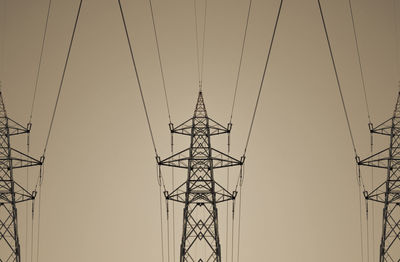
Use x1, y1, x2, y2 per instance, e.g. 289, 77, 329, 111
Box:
0, 91, 42, 262
359, 91, 400, 261
159, 92, 243, 262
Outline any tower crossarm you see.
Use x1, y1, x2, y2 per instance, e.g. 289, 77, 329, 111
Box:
358, 148, 395, 169
4, 148, 42, 169
170, 118, 231, 137
0, 179, 37, 204
158, 148, 242, 169
164, 180, 237, 204
369, 117, 400, 136
0, 117, 30, 136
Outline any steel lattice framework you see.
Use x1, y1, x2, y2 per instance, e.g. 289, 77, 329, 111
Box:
0, 91, 41, 262
358, 91, 400, 261
158, 91, 243, 262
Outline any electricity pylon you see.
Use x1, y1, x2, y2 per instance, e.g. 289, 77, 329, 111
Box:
158, 91, 243, 262
0, 90, 42, 262
358, 91, 400, 261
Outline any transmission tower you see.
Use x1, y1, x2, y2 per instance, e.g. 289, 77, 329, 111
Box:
358, 91, 400, 261
0, 90, 42, 262
158, 91, 243, 262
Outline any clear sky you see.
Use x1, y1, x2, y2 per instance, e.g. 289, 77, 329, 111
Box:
0, 0, 399, 261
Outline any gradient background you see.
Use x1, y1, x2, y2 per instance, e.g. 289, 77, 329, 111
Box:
0, 0, 399, 261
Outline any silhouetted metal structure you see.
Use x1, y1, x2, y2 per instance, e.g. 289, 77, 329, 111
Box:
158, 91, 243, 262
358, 91, 400, 262
0, 91, 42, 262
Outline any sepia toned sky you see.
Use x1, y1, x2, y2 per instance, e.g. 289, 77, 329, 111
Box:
1, 0, 400, 261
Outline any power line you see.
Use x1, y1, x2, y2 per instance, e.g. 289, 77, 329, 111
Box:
0, 0, 6, 81
243, 0, 283, 156
118, 0, 158, 157
42, 0, 83, 158
148, 0, 172, 124
229, 0, 252, 123
347, 0, 371, 124
193, 0, 208, 91
317, 0, 358, 158
29, 0, 52, 125
318, 1, 367, 261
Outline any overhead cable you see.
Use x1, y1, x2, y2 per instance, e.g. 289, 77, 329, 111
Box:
42, 0, 83, 158
194, 0, 208, 90
348, 0, 371, 124
229, 0, 253, 123
317, 0, 358, 158
29, 0, 52, 125
243, 0, 283, 156
118, 0, 159, 157
148, 0, 172, 124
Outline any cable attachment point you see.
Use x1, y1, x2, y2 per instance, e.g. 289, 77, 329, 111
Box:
164, 190, 169, 199
363, 190, 369, 200
156, 155, 161, 165
232, 190, 238, 199
227, 122, 232, 132
27, 122, 32, 132
32, 190, 37, 199
39, 155, 45, 165
169, 122, 174, 133
355, 155, 360, 165
240, 156, 246, 165
368, 122, 373, 133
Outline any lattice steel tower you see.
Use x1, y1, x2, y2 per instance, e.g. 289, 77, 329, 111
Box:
0, 90, 42, 262
358, 91, 400, 261
158, 91, 243, 262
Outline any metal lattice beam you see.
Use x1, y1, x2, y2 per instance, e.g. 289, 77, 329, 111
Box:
359, 91, 400, 261
0, 91, 42, 262
159, 92, 243, 262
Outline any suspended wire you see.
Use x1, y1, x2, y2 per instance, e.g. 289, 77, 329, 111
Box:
159, 184, 166, 262
0, 0, 6, 81
365, 198, 370, 262
118, 0, 158, 157
25, 2, 52, 258
30, 200, 35, 262
231, 199, 235, 262
25, 135, 31, 261
370, 134, 375, 261
357, 166, 365, 262
317, 0, 358, 158
170, 134, 176, 261
35, 166, 44, 262
194, 0, 208, 90
236, 165, 244, 262
29, 0, 52, 125
229, 0, 252, 123
243, 0, 283, 156
42, 0, 83, 158
225, 146, 230, 261
148, 0, 172, 124
200, 0, 207, 86
393, 0, 400, 80
347, 0, 371, 124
